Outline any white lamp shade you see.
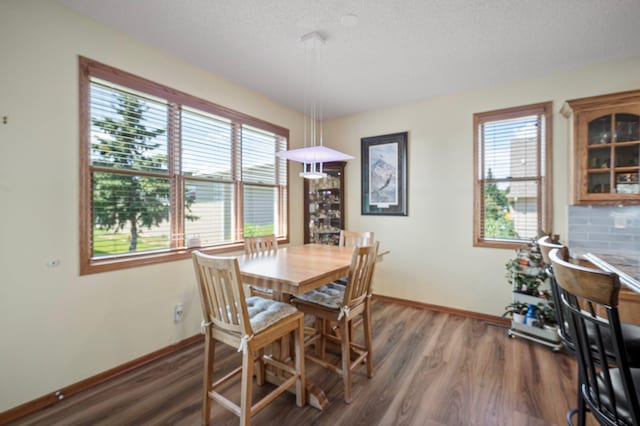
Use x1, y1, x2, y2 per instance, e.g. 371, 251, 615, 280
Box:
276, 145, 354, 163
298, 171, 328, 179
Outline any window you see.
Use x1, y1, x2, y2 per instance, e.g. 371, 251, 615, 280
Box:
80, 57, 289, 274
473, 102, 552, 248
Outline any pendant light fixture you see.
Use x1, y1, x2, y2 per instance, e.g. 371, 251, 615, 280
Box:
276, 31, 353, 179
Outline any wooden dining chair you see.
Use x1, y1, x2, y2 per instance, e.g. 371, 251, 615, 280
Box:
339, 230, 374, 248
549, 248, 640, 426
192, 251, 305, 425
331, 230, 375, 334
244, 234, 278, 255
291, 242, 379, 403
244, 235, 278, 298
333, 230, 374, 285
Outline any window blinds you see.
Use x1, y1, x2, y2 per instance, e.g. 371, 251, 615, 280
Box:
478, 111, 547, 243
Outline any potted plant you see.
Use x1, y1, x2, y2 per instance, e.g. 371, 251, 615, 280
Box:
512, 273, 544, 295
503, 301, 528, 323
505, 240, 549, 296
538, 289, 552, 300
536, 302, 558, 331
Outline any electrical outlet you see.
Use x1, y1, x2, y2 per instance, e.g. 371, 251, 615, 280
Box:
174, 303, 184, 322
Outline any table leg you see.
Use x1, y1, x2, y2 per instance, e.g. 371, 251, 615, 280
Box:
264, 369, 329, 409
263, 291, 329, 410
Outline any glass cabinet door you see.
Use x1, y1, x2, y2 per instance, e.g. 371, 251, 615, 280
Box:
588, 115, 612, 145
615, 113, 640, 143
614, 113, 639, 194
303, 162, 345, 245
585, 112, 640, 195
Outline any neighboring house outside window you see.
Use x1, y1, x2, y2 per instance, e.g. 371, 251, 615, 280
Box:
80, 57, 288, 274
473, 102, 552, 248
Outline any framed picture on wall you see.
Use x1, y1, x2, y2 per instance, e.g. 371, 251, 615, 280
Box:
361, 131, 408, 216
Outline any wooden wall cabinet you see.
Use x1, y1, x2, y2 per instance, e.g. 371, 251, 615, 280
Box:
561, 89, 640, 205
303, 162, 346, 245
619, 288, 640, 326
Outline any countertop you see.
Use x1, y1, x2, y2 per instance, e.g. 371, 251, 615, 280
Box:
583, 252, 640, 293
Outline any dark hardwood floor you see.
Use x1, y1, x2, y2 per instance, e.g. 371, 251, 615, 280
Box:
10, 300, 591, 425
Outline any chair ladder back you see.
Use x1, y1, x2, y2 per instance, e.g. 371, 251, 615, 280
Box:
575, 300, 612, 410
194, 260, 217, 328
343, 243, 379, 308
244, 235, 278, 255
192, 251, 252, 336
551, 248, 640, 426
339, 230, 374, 248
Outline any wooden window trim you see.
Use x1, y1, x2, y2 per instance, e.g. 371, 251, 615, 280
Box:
79, 57, 289, 274
472, 101, 553, 249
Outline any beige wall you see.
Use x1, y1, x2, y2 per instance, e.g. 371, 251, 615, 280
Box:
2, 0, 640, 414
0, 0, 306, 411
323, 56, 640, 318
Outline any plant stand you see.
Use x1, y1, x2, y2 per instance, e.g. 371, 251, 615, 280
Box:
508, 292, 562, 351
505, 240, 562, 352
508, 325, 562, 351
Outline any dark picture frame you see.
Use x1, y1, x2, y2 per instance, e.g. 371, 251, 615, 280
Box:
361, 132, 408, 216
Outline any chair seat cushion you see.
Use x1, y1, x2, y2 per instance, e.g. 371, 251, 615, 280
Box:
246, 296, 298, 334
583, 321, 640, 367
332, 277, 348, 286
293, 283, 345, 310
590, 367, 640, 425
620, 323, 640, 366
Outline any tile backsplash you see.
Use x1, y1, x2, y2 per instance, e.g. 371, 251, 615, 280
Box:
568, 205, 640, 257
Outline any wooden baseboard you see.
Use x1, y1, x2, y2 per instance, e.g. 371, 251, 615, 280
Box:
372, 294, 510, 327
0, 334, 203, 424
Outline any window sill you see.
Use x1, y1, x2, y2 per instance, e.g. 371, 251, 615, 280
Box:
473, 239, 529, 250
80, 238, 289, 275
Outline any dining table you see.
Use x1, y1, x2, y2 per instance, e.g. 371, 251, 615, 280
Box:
236, 243, 386, 410
239, 243, 356, 297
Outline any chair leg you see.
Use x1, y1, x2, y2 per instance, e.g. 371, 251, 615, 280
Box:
240, 348, 254, 426
340, 316, 353, 403
256, 348, 265, 386
349, 321, 355, 343
202, 334, 215, 425
565, 367, 586, 426
320, 319, 328, 359
364, 302, 373, 378
294, 317, 306, 407
576, 383, 586, 426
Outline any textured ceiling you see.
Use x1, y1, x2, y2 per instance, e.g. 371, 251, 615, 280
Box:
56, 0, 640, 119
